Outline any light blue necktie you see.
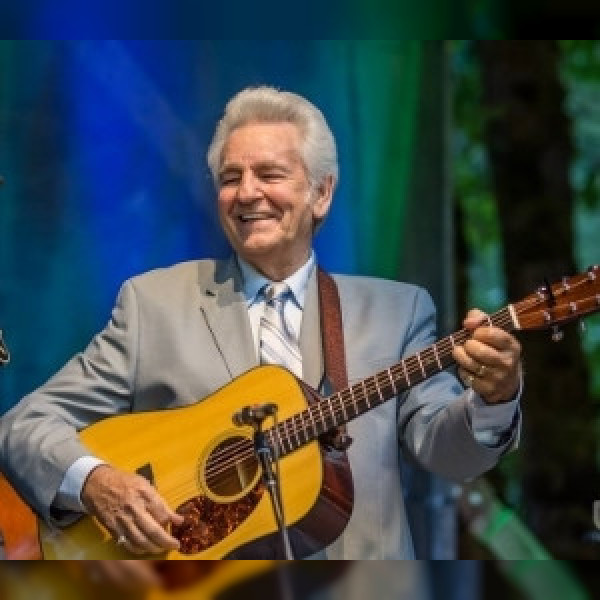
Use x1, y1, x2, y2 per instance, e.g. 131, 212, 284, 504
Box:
259, 282, 303, 379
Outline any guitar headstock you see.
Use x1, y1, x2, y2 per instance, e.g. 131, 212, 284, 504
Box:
512, 266, 600, 333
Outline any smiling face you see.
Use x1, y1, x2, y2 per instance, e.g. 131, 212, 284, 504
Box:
217, 122, 333, 280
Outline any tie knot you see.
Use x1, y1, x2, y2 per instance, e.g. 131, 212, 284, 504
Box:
259, 282, 302, 378
263, 282, 290, 305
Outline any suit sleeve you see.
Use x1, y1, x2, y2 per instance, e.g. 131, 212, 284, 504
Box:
0, 280, 139, 524
396, 287, 520, 482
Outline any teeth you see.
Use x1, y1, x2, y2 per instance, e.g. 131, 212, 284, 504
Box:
239, 213, 271, 221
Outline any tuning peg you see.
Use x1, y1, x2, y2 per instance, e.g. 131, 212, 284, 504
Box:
543, 277, 556, 307
552, 325, 564, 342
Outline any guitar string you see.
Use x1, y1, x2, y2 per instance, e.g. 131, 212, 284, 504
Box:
201, 277, 597, 484
201, 279, 599, 484
201, 309, 516, 480
201, 312, 517, 482
202, 311, 514, 467
201, 310, 511, 480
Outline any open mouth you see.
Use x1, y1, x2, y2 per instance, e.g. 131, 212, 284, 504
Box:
237, 212, 276, 222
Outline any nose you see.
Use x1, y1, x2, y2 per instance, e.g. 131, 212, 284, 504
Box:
236, 171, 262, 203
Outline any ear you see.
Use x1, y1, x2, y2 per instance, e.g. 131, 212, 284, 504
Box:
311, 175, 335, 221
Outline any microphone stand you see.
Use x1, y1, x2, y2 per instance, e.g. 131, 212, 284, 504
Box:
233, 404, 296, 600
252, 416, 295, 561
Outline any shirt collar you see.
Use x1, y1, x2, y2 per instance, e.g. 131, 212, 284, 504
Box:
237, 250, 316, 310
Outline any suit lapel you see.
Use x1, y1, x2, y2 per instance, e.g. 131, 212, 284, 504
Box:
198, 257, 257, 380
299, 267, 324, 389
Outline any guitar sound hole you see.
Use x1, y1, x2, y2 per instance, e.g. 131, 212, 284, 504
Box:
204, 435, 258, 498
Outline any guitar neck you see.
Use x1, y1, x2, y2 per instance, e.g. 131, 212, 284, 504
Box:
267, 305, 517, 457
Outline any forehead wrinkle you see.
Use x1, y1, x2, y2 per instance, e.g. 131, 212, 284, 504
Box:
221, 124, 303, 162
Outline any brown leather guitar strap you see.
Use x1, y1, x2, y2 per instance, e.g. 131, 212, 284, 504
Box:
317, 268, 353, 451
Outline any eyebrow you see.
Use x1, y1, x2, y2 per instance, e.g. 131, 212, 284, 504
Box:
219, 160, 292, 177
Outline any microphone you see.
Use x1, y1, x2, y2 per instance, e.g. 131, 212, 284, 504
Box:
232, 403, 278, 427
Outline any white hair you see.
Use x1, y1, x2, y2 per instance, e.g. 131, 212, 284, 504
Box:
207, 86, 338, 189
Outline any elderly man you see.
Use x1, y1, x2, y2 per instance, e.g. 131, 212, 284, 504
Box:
0, 87, 521, 574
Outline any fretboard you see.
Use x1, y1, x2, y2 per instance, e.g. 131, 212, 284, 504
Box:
266, 306, 516, 457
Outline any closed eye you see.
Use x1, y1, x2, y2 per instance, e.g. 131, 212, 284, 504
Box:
219, 173, 241, 186
260, 172, 285, 181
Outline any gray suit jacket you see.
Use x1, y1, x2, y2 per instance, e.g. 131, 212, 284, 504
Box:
0, 258, 518, 559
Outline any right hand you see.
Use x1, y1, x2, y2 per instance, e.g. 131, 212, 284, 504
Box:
81, 464, 184, 555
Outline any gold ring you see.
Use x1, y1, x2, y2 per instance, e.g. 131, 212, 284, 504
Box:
466, 374, 475, 387
477, 364, 486, 378
116, 534, 127, 546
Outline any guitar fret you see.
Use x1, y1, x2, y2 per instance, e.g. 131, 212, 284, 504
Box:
387, 367, 398, 395
416, 352, 426, 378
507, 304, 520, 330
298, 414, 309, 444
362, 380, 371, 408
316, 400, 327, 431
338, 391, 349, 422
402, 360, 410, 385
292, 416, 301, 447
307, 406, 319, 437
406, 356, 421, 382
432, 344, 443, 370
282, 423, 293, 453
327, 395, 338, 426
274, 426, 285, 454
374, 374, 384, 403
278, 425, 291, 454
350, 385, 359, 415
277, 432, 285, 456
265, 430, 277, 456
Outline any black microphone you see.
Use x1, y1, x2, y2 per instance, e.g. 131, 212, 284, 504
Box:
232, 403, 278, 427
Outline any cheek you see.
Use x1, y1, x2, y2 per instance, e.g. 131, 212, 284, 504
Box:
217, 194, 234, 217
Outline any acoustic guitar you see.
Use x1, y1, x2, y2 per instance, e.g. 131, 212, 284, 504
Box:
1, 267, 599, 560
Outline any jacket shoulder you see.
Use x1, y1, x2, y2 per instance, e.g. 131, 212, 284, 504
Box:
126, 259, 221, 293
332, 273, 427, 303
330, 273, 436, 323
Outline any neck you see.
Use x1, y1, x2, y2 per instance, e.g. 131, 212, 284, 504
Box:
243, 250, 311, 282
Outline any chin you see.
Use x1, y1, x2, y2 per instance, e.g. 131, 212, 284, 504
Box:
238, 243, 279, 259
236, 233, 282, 255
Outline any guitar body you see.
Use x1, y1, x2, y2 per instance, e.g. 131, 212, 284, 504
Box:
30, 365, 352, 559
